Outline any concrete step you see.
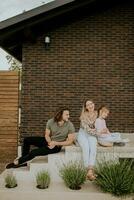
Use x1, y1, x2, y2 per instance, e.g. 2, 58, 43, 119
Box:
12, 167, 32, 181
29, 152, 66, 182
121, 133, 134, 141
2, 167, 32, 181
2, 157, 49, 181
48, 151, 65, 182
13, 133, 134, 182
66, 133, 134, 162
3, 152, 66, 182
30, 156, 48, 174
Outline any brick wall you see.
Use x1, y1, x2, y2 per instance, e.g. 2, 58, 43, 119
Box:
21, 2, 134, 140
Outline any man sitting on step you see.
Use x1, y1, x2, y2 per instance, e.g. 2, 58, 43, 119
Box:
6, 107, 75, 169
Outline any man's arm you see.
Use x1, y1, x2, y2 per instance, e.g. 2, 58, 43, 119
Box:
48, 133, 75, 148
45, 128, 51, 143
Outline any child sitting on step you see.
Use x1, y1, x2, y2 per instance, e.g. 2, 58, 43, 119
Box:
95, 106, 129, 147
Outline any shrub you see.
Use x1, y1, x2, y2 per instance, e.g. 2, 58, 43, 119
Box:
5, 174, 17, 188
95, 160, 134, 197
59, 161, 87, 190
36, 170, 50, 189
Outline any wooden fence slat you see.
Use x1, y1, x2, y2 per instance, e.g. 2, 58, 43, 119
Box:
0, 138, 17, 143
0, 102, 18, 107
0, 71, 19, 76
0, 91, 18, 95
0, 95, 19, 99
0, 145, 17, 149
0, 147, 17, 150
0, 76, 19, 80
0, 107, 18, 111
0, 99, 18, 103
0, 110, 18, 115
0, 115, 18, 119
0, 130, 18, 134
0, 124, 18, 127
0, 126, 18, 131
0, 118, 17, 123
0, 124, 17, 127
0, 142, 17, 145
0, 80, 19, 84
0, 82, 19, 85
0, 135, 17, 139
0, 88, 18, 92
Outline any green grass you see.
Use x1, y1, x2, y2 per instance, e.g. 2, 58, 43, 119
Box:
59, 161, 87, 190
36, 170, 50, 189
5, 174, 17, 188
95, 160, 134, 197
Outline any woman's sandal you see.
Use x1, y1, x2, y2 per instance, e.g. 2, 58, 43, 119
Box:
87, 169, 96, 181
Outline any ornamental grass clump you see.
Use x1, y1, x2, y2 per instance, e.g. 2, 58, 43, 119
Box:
59, 161, 87, 190
5, 174, 17, 188
95, 160, 134, 197
36, 170, 50, 189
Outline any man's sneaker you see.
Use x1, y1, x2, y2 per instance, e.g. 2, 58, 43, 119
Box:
114, 142, 125, 146
6, 163, 27, 169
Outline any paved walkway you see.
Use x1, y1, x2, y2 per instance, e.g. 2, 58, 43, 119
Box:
0, 179, 133, 200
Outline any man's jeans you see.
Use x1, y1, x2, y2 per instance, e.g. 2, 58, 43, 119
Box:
18, 136, 61, 164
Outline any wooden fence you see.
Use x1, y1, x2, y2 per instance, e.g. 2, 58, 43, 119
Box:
0, 71, 19, 163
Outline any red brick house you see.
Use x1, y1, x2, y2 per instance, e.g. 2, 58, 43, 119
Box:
0, 0, 134, 142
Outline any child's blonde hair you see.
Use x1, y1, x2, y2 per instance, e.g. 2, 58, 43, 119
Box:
98, 106, 109, 116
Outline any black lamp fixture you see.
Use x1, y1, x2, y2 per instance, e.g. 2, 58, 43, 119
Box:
44, 36, 50, 48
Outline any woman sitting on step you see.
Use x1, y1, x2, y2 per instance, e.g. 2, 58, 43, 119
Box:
76, 99, 101, 181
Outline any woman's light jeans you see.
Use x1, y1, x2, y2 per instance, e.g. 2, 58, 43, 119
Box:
76, 128, 97, 168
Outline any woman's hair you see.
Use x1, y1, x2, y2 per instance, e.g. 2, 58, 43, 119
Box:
98, 106, 109, 116
80, 99, 94, 120
82, 99, 94, 113
54, 107, 69, 122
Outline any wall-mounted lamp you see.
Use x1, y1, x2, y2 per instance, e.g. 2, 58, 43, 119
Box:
44, 36, 50, 48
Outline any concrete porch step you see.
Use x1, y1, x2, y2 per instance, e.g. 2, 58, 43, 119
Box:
6, 133, 134, 182
12, 167, 32, 181
66, 133, 134, 161
30, 156, 48, 174
4, 152, 66, 182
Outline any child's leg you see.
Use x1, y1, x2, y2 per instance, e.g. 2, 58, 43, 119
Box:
98, 135, 114, 147
111, 132, 122, 142
111, 133, 129, 143
98, 141, 113, 147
